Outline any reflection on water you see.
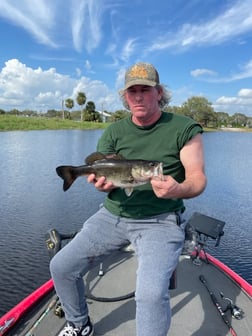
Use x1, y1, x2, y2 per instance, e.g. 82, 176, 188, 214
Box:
0, 130, 252, 316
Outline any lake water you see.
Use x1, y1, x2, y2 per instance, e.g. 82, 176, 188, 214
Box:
0, 129, 252, 316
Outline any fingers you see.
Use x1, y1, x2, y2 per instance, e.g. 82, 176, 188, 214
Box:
151, 174, 165, 182
150, 175, 178, 198
87, 174, 114, 192
87, 173, 97, 183
94, 176, 108, 188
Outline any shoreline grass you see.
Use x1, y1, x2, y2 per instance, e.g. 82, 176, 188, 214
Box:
0, 115, 108, 131
1, 115, 251, 132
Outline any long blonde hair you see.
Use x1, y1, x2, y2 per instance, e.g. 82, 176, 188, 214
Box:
119, 84, 172, 110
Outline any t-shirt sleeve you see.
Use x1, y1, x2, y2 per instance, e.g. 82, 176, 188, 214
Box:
178, 122, 203, 149
97, 126, 116, 154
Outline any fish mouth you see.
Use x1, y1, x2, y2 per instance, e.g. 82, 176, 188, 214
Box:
154, 162, 163, 176
138, 162, 163, 180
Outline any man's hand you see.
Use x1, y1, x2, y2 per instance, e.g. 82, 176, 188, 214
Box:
151, 175, 181, 199
87, 174, 116, 192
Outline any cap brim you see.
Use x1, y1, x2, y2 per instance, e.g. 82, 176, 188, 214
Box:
124, 79, 157, 90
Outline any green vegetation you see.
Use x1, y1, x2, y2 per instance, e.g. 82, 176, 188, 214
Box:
164, 96, 252, 129
0, 115, 108, 131
1, 95, 251, 131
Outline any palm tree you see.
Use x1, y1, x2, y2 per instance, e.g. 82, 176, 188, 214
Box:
85, 101, 95, 121
65, 98, 74, 119
76, 92, 86, 121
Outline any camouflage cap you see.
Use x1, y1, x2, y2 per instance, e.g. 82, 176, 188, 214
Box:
124, 62, 160, 90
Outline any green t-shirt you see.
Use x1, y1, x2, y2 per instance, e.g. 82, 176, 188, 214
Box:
97, 112, 202, 218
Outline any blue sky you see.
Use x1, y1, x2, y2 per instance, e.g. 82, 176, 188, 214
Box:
0, 0, 252, 116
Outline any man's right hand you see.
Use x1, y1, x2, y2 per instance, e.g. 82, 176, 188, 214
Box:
87, 174, 116, 192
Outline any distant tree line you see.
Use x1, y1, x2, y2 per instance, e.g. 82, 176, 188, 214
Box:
164, 96, 252, 128
1, 95, 251, 127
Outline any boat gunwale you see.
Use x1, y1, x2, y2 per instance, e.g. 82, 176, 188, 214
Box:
205, 252, 252, 298
1, 252, 251, 335
0, 279, 54, 335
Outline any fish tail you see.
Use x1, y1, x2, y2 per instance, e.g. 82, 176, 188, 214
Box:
56, 166, 76, 191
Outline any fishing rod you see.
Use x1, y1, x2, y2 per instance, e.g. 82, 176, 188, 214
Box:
25, 296, 58, 336
220, 292, 244, 320
199, 275, 237, 336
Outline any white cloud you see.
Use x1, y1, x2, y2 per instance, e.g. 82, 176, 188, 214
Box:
214, 89, 252, 115
115, 67, 126, 91
191, 59, 252, 83
216, 96, 238, 105
75, 68, 82, 77
70, 0, 105, 53
1, 59, 251, 116
120, 38, 138, 62
191, 69, 217, 77
230, 60, 252, 81
84, 60, 94, 74
0, 59, 121, 112
0, 0, 58, 48
238, 88, 252, 98
147, 0, 252, 52
0, 0, 110, 53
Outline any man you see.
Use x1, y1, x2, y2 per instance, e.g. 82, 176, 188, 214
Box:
50, 62, 207, 336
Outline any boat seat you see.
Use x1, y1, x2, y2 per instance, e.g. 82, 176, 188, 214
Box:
97, 243, 177, 290
45, 229, 177, 290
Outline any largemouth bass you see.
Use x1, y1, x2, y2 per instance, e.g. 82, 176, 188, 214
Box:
56, 152, 163, 196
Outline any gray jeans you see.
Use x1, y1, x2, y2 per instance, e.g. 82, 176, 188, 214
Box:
50, 207, 185, 336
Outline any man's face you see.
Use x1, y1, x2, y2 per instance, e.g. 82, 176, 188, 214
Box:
125, 85, 162, 123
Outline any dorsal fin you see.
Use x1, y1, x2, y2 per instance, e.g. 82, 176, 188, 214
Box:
85, 152, 106, 164
85, 152, 125, 164
108, 153, 125, 160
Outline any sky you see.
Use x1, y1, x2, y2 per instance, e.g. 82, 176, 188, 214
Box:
0, 0, 252, 116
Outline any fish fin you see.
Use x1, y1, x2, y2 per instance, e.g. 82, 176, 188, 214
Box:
109, 153, 125, 160
85, 152, 106, 164
85, 152, 125, 164
56, 166, 76, 191
124, 187, 134, 196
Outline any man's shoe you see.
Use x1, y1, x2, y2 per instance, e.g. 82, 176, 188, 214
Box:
58, 317, 94, 336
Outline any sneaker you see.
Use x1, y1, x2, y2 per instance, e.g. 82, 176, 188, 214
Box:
58, 317, 94, 336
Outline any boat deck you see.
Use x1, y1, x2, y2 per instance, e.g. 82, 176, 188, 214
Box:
8, 250, 252, 336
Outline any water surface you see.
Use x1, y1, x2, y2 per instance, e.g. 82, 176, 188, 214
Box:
0, 129, 251, 316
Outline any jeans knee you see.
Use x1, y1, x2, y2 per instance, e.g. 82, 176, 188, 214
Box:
135, 282, 169, 306
49, 252, 67, 278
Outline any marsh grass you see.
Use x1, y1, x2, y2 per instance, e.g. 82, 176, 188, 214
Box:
0, 115, 108, 131
1, 115, 251, 132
